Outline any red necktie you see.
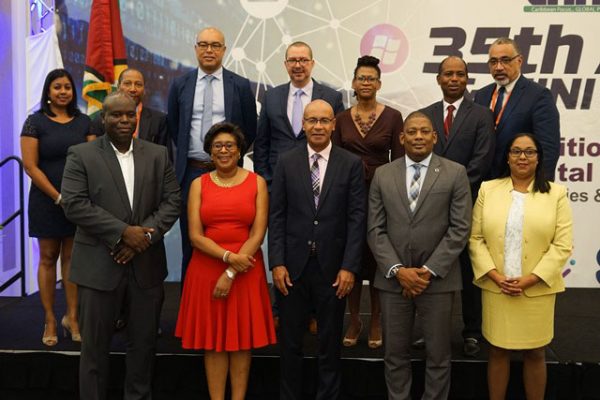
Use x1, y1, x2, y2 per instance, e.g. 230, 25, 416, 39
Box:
444, 104, 455, 139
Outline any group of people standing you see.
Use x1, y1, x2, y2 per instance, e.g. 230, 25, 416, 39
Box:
20, 23, 572, 400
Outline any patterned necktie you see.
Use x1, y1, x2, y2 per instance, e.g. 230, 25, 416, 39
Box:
409, 163, 422, 213
310, 153, 321, 208
291, 89, 304, 136
201, 75, 215, 141
493, 86, 506, 120
444, 104, 455, 139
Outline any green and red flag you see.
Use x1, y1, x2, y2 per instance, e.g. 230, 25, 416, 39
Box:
82, 0, 128, 118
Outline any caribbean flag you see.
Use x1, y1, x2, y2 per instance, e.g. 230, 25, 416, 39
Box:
82, 0, 127, 118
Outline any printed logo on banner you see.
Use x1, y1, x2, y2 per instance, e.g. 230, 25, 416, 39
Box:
524, 0, 600, 12
360, 24, 409, 73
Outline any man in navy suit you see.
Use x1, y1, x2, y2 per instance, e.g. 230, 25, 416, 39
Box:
167, 27, 257, 282
474, 37, 560, 180
254, 41, 344, 187
269, 100, 365, 399
420, 56, 495, 356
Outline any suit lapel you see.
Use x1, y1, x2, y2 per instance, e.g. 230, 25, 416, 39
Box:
393, 158, 411, 216
297, 147, 316, 213
445, 99, 471, 149
182, 70, 198, 137
412, 155, 441, 216
223, 68, 234, 121
431, 102, 446, 149
138, 107, 151, 141
280, 83, 296, 138
316, 145, 339, 212
498, 75, 526, 131
131, 139, 145, 220
98, 136, 132, 215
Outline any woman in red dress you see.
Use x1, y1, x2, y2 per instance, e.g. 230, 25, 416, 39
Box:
333, 56, 404, 349
175, 122, 276, 399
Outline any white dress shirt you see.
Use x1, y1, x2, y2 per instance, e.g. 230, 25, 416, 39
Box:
442, 96, 464, 120
492, 73, 521, 109
110, 140, 135, 209
287, 79, 314, 126
307, 140, 331, 192
189, 67, 226, 160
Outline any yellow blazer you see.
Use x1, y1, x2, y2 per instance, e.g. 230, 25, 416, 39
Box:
469, 178, 573, 297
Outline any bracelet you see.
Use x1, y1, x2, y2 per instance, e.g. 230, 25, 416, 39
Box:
222, 250, 231, 263
54, 193, 62, 205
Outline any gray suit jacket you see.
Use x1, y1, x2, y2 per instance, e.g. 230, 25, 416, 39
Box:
368, 154, 471, 294
420, 98, 495, 201
254, 80, 345, 185
61, 135, 181, 291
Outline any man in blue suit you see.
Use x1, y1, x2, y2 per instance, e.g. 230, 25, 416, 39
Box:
474, 37, 560, 180
167, 27, 257, 283
254, 41, 344, 187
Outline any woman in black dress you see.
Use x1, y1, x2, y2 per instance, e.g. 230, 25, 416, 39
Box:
20, 69, 94, 346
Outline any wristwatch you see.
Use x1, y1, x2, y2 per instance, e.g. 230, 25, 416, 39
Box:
389, 266, 399, 278
225, 268, 236, 280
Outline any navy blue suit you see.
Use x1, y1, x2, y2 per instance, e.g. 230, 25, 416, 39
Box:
254, 80, 344, 185
167, 67, 257, 282
269, 144, 365, 400
473, 75, 560, 180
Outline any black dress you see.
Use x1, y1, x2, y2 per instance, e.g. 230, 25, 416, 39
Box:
21, 112, 91, 238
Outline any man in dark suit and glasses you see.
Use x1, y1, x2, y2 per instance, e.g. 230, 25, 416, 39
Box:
420, 56, 495, 356
61, 92, 180, 400
167, 26, 257, 284
474, 37, 560, 180
269, 99, 366, 399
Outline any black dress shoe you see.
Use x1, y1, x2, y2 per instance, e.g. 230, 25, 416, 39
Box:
463, 337, 480, 357
411, 337, 426, 349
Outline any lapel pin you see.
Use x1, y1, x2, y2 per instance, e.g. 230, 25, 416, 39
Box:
435, 168, 440, 173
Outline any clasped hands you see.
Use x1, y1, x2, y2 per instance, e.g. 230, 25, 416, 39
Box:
396, 266, 432, 299
488, 269, 540, 296
111, 225, 154, 264
213, 252, 256, 299
272, 266, 355, 299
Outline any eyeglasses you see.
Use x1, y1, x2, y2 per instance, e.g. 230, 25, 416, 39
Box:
196, 42, 224, 51
488, 55, 520, 67
355, 76, 379, 83
509, 148, 538, 158
285, 58, 312, 66
212, 142, 237, 151
303, 117, 334, 126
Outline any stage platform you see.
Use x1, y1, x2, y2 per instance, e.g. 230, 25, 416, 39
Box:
0, 283, 599, 399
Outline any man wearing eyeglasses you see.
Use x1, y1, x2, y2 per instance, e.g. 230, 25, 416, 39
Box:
419, 56, 495, 357
254, 41, 344, 187
269, 100, 365, 400
474, 37, 560, 180
167, 27, 257, 284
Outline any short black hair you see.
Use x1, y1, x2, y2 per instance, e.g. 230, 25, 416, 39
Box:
500, 133, 550, 193
203, 122, 246, 154
437, 56, 469, 77
353, 55, 381, 79
39, 68, 80, 117
403, 110, 434, 127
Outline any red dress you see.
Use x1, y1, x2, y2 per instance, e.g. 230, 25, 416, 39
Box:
175, 172, 276, 351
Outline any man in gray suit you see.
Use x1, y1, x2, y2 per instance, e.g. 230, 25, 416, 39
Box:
254, 41, 344, 187
420, 56, 495, 356
368, 111, 471, 400
62, 92, 180, 400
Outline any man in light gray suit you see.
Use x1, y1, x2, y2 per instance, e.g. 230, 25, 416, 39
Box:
368, 111, 471, 400
62, 92, 180, 400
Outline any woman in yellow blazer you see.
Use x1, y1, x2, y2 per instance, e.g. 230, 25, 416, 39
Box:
470, 133, 572, 400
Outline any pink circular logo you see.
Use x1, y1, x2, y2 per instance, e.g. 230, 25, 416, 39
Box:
360, 24, 409, 74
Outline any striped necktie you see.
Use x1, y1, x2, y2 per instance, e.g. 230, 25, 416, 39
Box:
310, 153, 321, 208
409, 164, 422, 212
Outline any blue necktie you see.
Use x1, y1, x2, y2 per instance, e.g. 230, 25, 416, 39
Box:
310, 153, 321, 208
409, 164, 422, 213
201, 75, 215, 141
292, 89, 304, 136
